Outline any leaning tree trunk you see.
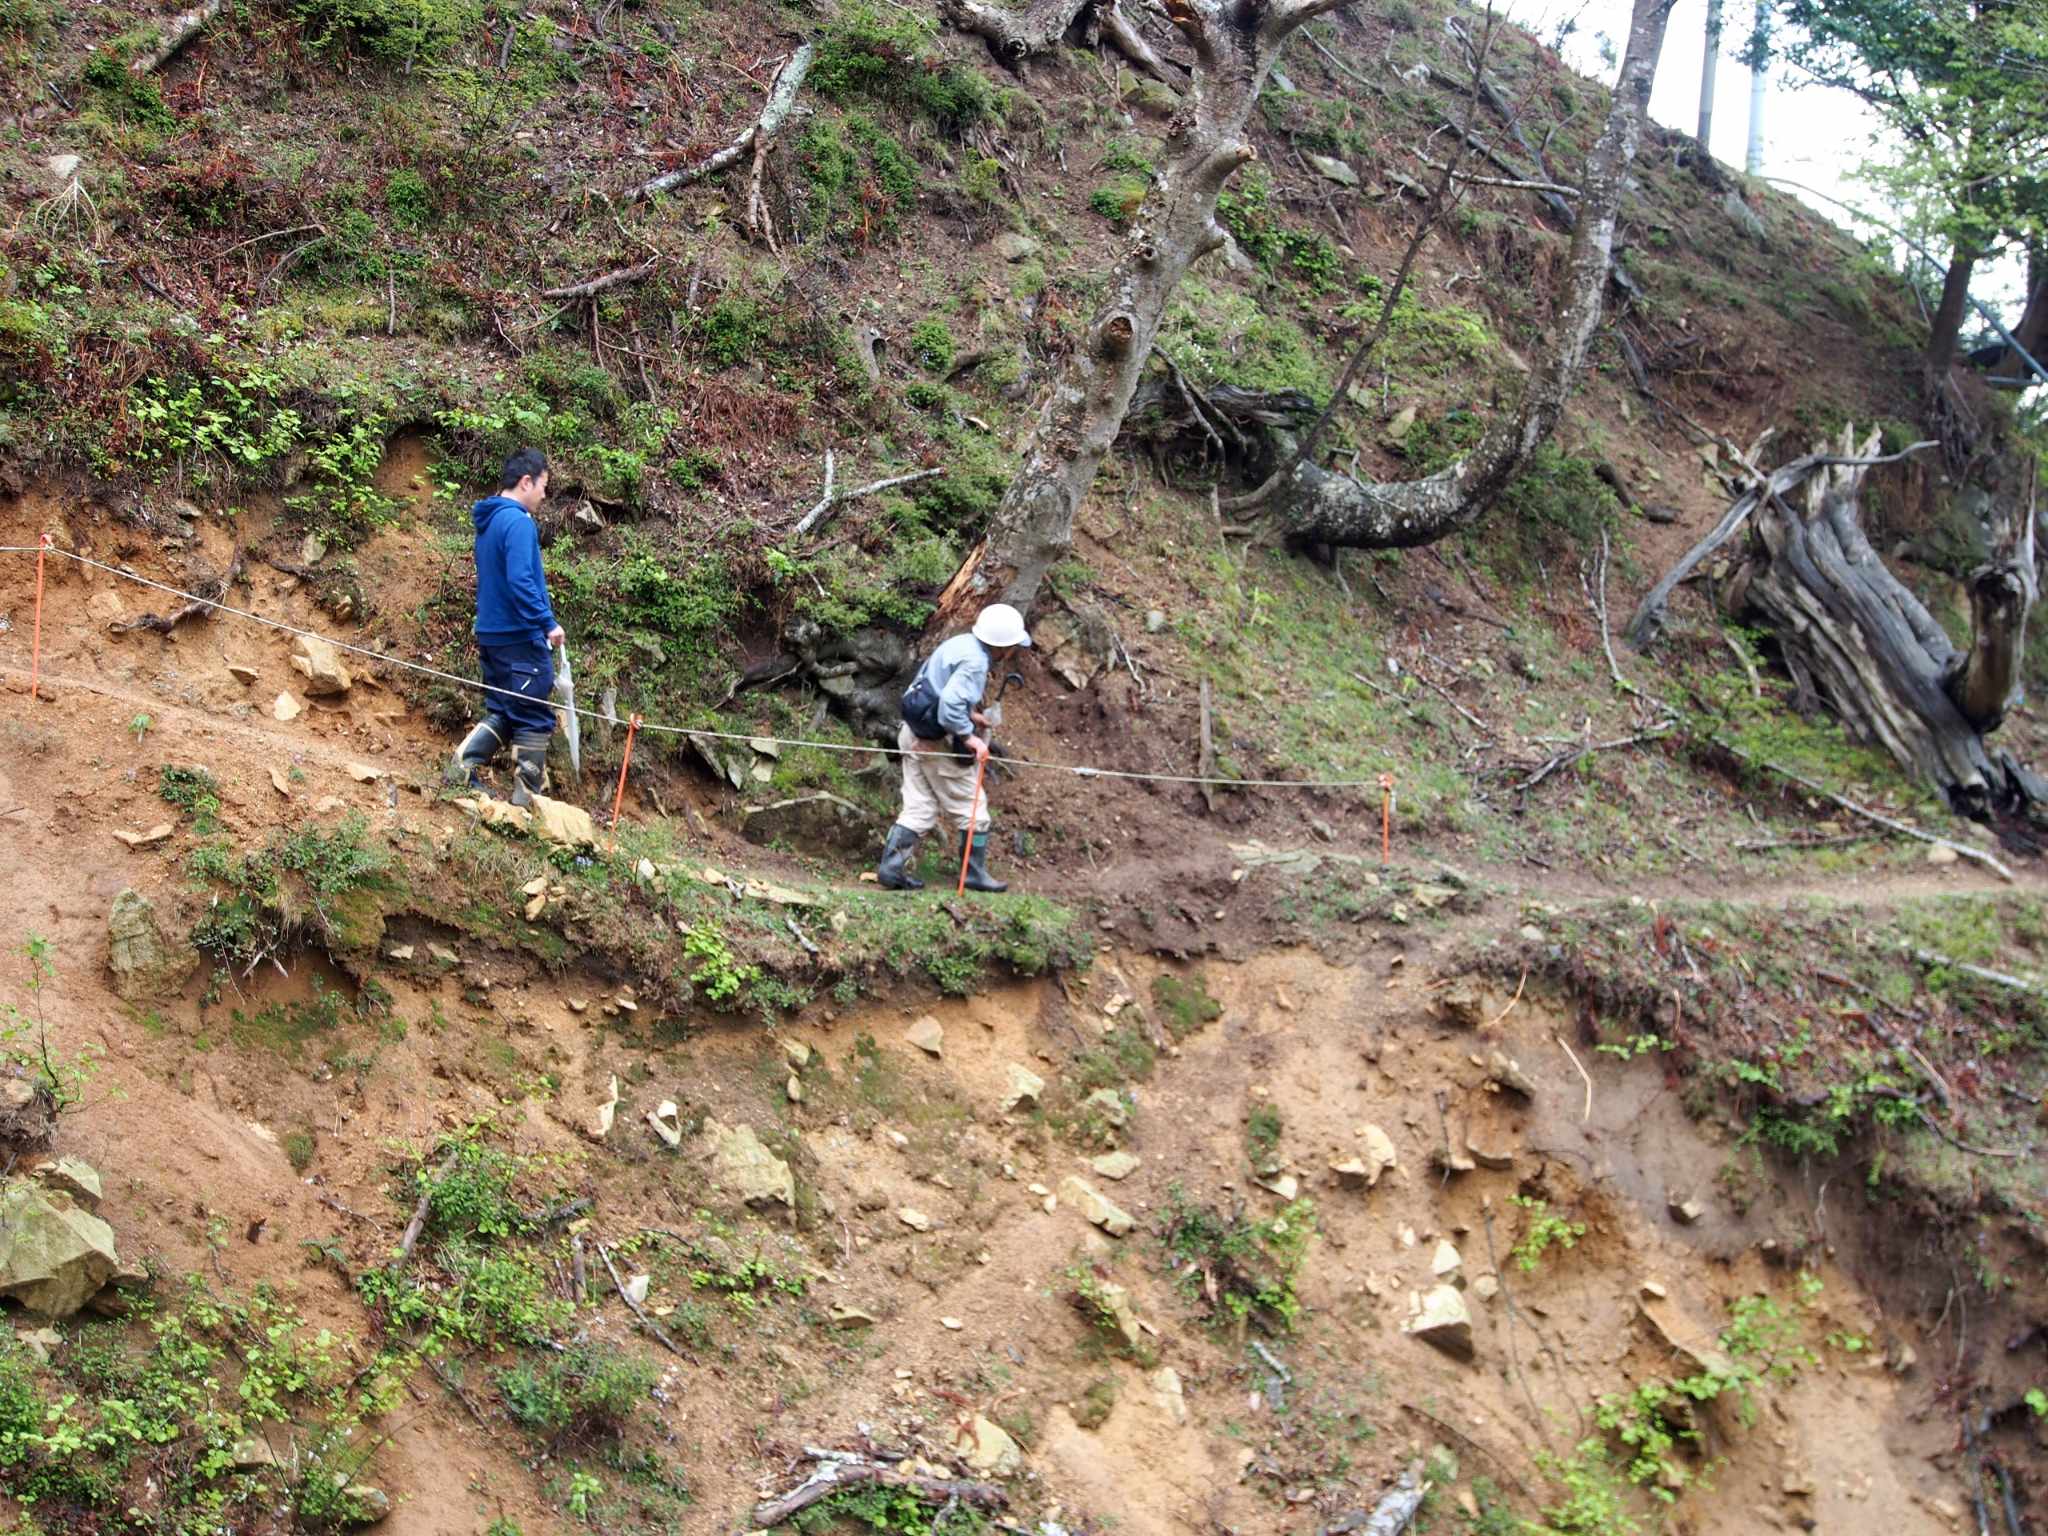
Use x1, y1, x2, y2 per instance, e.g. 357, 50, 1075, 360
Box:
1656, 426, 2041, 818
1271, 0, 1673, 550
938, 0, 1350, 617
1925, 240, 1980, 385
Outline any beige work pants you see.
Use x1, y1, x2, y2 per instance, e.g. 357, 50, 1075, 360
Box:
896, 722, 990, 835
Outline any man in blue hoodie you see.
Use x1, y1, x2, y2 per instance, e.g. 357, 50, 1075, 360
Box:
450, 448, 565, 806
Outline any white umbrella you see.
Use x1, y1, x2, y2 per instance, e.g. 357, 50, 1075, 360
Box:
553, 642, 581, 781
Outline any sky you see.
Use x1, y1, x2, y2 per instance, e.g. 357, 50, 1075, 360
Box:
1495, 0, 2031, 312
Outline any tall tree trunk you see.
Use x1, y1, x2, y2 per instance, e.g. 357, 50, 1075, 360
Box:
940, 0, 1352, 615
1990, 246, 2048, 384
1925, 240, 1980, 384
1698, 0, 1722, 149
1270, 0, 1674, 550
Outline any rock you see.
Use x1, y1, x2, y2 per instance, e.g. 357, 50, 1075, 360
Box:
1089, 1151, 1140, 1181
1465, 1131, 1516, 1171
87, 589, 125, 626
45, 153, 81, 189
1886, 1339, 1917, 1374
33, 1158, 102, 1210
1411, 882, 1460, 912
1924, 842, 1959, 866
1383, 403, 1417, 446
1078, 1278, 1146, 1351
1638, 1290, 1739, 1378
269, 767, 292, 799
274, 692, 303, 722
0, 1079, 53, 1151
784, 1040, 812, 1070
107, 888, 196, 1003
1358, 1124, 1399, 1185
702, 1120, 794, 1208
338, 1484, 391, 1525
1330, 1158, 1371, 1188
1305, 151, 1360, 187
1149, 1366, 1187, 1425
828, 1305, 877, 1327
1518, 924, 1545, 943
1058, 1176, 1134, 1237
1641, 503, 1682, 525
1431, 1240, 1462, 1278
1145, 608, 1167, 633
647, 1101, 682, 1148
999, 1063, 1045, 1111
347, 763, 381, 783
740, 793, 877, 854
0, 1180, 120, 1316
289, 635, 353, 697
991, 231, 1040, 263
594, 1076, 620, 1139
1722, 187, 1768, 241
527, 795, 598, 850
523, 892, 546, 921
1472, 1274, 1499, 1302
111, 823, 174, 850
1668, 1194, 1706, 1225
314, 796, 346, 814
951, 1413, 1022, 1477
898, 1208, 932, 1232
904, 1016, 945, 1058
939, 1315, 963, 1330
1432, 975, 1487, 1029
786, 1073, 804, 1103
13, 1325, 61, 1364
1402, 1284, 1474, 1358
1255, 1173, 1300, 1199
1487, 1050, 1537, 1098
231, 1436, 277, 1469
1082, 1088, 1129, 1128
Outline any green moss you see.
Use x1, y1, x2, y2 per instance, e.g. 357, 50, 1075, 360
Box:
812, 5, 1001, 133
1151, 972, 1222, 1039
909, 319, 956, 374
1090, 173, 1151, 225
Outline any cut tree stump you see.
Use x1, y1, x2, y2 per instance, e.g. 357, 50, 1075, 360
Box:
1641, 425, 2043, 820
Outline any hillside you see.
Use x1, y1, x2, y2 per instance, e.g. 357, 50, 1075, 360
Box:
0, 2, 2046, 1534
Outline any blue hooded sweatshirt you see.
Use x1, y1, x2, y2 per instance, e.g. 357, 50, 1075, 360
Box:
472, 495, 558, 647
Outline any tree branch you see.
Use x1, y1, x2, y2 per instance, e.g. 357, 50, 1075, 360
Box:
540, 258, 658, 300
627, 43, 814, 203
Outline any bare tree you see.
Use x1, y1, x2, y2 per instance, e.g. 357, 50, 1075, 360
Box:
1269, 0, 1675, 551
936, 0, 1352, 616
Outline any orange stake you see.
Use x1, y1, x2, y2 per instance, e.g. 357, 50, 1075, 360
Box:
956, 753, 989, 897
606, 714, 642, 854
1379, 772, 1394, 865
28, 533, 49, 703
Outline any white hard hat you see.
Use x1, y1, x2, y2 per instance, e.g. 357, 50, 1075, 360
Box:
972, 603, 1031, 649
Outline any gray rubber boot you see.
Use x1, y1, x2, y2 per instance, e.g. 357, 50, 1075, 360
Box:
960, 831, 1007, 894
875, 824, 925, 890
509, 732, 550, 807
448, 720, 504, 792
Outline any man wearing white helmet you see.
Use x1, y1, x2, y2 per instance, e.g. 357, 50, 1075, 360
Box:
876, 603, 1032, 893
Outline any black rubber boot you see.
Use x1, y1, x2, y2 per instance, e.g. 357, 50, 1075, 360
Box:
449, 720, 504, 792
509, 733, 550, 808
875, 825, 925, 890
960, 831, 1007, 893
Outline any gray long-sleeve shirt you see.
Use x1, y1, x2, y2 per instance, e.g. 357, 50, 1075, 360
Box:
912, 632, 992, 739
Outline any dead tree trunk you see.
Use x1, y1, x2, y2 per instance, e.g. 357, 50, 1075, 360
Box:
1650, 426, 2042, 818
942, 0, 1179, 85
1268, 0, 1673, 550
937, 0, 1352, 616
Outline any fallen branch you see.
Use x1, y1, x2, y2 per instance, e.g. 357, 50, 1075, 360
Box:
114, 548, 245, 635
1555, 1032, 1592, 1122
595, 1240, 689, 1357
1714, 740, 2016, 882
1411, 148, 1579, 197
129, 0, 221, 75
1903, 946, 2044, 997
1320, 1461, 1426, 1535
1515, 724, 1674, 793
540, 258, 658, 300
628, 43, 814, 202
751, 1455, 1004, 1529
786, 916, 820, 956
791, 464, 943, 540
1486, 968, 1526, 1028
393, 1148, 458, 1269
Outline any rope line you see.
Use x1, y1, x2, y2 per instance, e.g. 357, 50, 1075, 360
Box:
1, 544, 1395, 791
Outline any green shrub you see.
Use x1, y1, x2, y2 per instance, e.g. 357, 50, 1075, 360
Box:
813, 5, 999, 133
698, 297, 770, 369
0, 0, 52, 34
384, 168, 433, 228
290, 0, 481, 65
498, 1344, 656, 1438
909, 319, 956, 375
1090, 174, 1150, 225
796, 113, 921, 243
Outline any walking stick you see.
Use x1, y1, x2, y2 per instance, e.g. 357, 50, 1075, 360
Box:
956, 753, 988, 897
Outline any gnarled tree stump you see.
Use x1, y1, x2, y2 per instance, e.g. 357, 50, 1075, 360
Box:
1647, 425, 2042, 819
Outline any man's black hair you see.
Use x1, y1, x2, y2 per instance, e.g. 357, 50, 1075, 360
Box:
500, 447, 549, 490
